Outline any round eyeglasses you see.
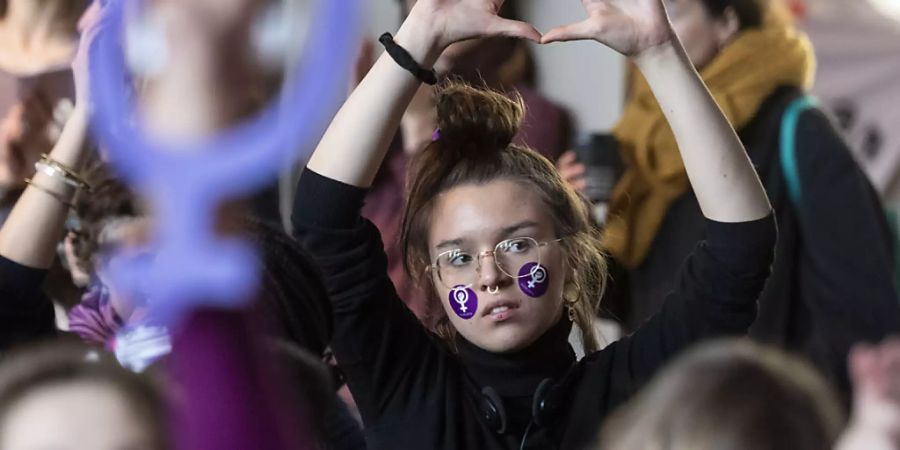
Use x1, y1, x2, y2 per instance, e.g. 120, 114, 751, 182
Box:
429, 237, 563, 290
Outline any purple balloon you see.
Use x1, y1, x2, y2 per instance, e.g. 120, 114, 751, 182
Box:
89, 0, 360, 325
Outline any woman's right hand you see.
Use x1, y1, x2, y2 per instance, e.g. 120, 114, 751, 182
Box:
405, 0, 541, 53
557, 151, 587, 194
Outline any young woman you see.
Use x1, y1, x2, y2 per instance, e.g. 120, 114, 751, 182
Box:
292, 0, 775, 447
606, 0, 899, 398
359, 0, 572, 324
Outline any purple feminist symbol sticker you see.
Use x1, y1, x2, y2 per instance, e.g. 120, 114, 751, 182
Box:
518, 263, 550, 298
449, 285, 477, 320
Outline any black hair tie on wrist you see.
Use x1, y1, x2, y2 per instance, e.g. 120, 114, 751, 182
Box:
378, 32, 438, 85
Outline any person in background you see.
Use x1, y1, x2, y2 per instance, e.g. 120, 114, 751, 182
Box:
597, 339, 845, 450
0, 342, 168, 450
604, 0, 900, 399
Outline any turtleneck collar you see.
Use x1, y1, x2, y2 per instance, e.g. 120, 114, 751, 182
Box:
457, 317, 576, 398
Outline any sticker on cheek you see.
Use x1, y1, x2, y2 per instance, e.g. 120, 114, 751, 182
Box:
449, 285, 478, 320
518, 263, 550, 298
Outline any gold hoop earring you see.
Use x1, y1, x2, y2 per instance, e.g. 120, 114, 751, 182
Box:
488, 286, 499, 295
563, 283, 579, 322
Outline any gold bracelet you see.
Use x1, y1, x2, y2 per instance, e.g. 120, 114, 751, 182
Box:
34, 161, 83, 190
24, 178, 75, 209
38, 154, 91, 192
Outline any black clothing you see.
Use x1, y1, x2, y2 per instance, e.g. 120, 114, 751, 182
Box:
0, 256, 57, 352
0, 256, 367, 450
292, 169, 776, 449
627, 86, 900, 399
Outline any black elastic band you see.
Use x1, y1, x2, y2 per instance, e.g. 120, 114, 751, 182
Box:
378, 32, 438, 85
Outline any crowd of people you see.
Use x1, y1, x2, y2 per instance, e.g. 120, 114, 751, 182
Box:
0, 0, 898, 449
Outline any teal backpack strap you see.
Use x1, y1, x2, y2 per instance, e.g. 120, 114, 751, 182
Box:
779, 95, 820, 206
781, 95, 900, 298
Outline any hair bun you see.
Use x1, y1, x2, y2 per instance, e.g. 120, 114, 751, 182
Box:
435, 82, 524, 155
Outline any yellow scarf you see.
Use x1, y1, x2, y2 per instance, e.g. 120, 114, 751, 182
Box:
604, 24, 816, 268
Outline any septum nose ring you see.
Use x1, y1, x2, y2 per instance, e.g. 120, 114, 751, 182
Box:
488, 286, 500, 295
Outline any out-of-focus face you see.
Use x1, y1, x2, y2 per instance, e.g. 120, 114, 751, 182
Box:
428, 180, 567, 353
0, 381, 156, 450
0, 99, 58, 191
94, 217, 152, 320
665, 0, 740, 69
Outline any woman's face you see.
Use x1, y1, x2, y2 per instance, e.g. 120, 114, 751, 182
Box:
0, 381, 156, 450
666, 0, 739, 69
428, 179, 567, 353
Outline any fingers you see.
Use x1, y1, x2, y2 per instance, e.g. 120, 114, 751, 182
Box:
78, 1, 104, 33
850, 343, 878, 388
486, 17, 542, 43
541, 20, 597, 44
74, 3, 107, 105
557, 150, 578, 167
557, 151, 587, 193
851, 337, 900, 401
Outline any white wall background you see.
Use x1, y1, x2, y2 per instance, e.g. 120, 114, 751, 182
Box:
360, 0, 626, 133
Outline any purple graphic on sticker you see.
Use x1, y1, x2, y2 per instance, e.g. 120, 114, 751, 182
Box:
449, 285, 478, 320
518, 263, 550, 298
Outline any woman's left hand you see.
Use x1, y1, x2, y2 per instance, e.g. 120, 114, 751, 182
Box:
73, 0, 106, 111
541, 0, 674, 57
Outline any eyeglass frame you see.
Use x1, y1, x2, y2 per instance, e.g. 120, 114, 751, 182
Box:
426, 237, 565, 290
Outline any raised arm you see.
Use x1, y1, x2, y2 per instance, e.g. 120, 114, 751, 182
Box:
305, 0, 540, 188
542, 0, 771, 222
0, 2, 101, 269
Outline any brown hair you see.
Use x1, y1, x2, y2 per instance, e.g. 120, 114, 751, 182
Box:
400, 82, 607, 353
0, 342, 168, 449
69, 156, 141, 277
599, 339, 845, 450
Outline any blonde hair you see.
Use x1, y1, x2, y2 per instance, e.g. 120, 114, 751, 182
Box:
400, 82, 607, 354
599, 339, 845, 450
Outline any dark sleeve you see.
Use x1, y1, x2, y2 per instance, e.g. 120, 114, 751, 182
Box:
793, 109, 900, 381
588, 214, 776, 405
0, 256, 57, 351
291, 170, 444, 424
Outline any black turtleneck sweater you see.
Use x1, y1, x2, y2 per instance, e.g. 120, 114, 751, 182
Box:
292, 170, 776, 450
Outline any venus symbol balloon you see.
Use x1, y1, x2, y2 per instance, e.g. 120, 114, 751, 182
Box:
89, 0, 360, 325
